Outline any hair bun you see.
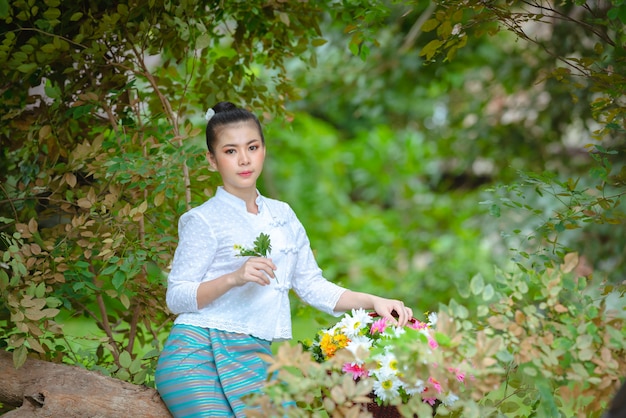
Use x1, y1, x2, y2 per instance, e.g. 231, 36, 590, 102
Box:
212, 101, 238, 114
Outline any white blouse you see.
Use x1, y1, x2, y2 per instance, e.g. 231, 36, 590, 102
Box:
165, 187, 347, 341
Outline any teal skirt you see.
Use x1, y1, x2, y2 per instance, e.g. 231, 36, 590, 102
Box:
155, 324, 272, 417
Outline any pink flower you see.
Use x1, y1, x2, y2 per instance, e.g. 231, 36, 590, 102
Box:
428, 337, 438, 349
448, 367, 465, 383
370, 317, 388, 334
342, 363, 368, 380
409, 320, 429, 330
428, 377, 442, 394
423, 397, 437, 406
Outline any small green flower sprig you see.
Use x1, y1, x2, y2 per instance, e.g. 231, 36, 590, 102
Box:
234, 232, 277, 282
235, 232, 272, 257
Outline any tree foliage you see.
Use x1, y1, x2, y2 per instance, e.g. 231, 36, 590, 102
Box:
286, 0, 625, 276
0, 0, 329, 379
421, 0, 626, 274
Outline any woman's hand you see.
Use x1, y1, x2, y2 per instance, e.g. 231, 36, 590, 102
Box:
231, 257, 277, 287
334, 291, 413, 327
196, 258, 277, 309
372, 296, 413, 327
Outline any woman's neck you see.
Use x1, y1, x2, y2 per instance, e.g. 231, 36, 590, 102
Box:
222, 186, 259, 214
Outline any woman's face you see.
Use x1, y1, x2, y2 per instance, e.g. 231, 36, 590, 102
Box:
207, 121, 266, 199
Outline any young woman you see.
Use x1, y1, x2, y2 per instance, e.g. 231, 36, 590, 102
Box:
155, 101, 413, 417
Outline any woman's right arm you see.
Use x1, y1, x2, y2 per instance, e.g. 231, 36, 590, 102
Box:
165, 212, 216, 314
195, 257, 276, 309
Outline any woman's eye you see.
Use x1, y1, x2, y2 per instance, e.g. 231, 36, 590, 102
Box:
225, 149, 235, 154
249, 145, 258, 151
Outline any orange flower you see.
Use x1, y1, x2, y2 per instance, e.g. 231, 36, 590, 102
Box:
320, 331, 349, 358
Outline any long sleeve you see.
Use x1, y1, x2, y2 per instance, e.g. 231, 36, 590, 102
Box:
165, 210, 217, 314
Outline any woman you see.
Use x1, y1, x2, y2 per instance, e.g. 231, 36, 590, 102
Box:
155, 101, 413, 417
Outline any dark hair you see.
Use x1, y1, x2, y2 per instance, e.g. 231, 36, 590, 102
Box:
205, 101, 265, 154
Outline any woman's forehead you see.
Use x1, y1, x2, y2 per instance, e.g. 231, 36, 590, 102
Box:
215, 121, 262, 144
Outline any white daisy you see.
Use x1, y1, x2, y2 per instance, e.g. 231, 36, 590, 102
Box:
338, 308, 373, 338
345, 335, 373, 365
388, 325, 406, 338
373, 352, 399, 375
428, 312, 438, 326
371, 371, 402, 402
327, 323, 341, 335
402, 378, 426, 395
443, 392, 459, 406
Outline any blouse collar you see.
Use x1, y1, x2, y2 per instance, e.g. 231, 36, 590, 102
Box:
215, 186, 264, 214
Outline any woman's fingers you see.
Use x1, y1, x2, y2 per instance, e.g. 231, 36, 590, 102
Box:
377, 299, 413, 327
393, 302, 407, 326
397, 305, 413, 327
242, 257, 276, 285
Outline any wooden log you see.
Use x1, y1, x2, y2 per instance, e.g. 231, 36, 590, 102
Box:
0, 350, 171, 417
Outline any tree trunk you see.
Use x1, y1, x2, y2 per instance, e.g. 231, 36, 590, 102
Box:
0, 351, 171, 417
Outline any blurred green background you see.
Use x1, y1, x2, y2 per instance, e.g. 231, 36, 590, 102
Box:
1, 0, 624, 400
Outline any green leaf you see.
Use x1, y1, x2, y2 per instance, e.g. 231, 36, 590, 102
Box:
236, 233, 276, 282
482, 283, 494, 301
129, 358, 143, 374
17, 63, 37, 73
132, 369, 147, 385
30, 282, 42, 298
44, 83, 61, 99
102, 265, 118, 275
522, 366, 537, 376
43, 8, 61, 20
449, 298, 469, 319
608, 4, 626, 23
112, 270, 126, 289
0, 0, 9, 19
142, 349, 161, 360
434, 331, 451, 346
420, 39, 443, 60
477, 304, 489, 317
456, 280, 471, 298
195, 33, 211, 50
312, 38, 327, 47
421, 19, 440, 32
470, 273, 484, 295
13, 345, 28, 369
489, 204, 501, 218
116, 369, 130, 381
120, 293, 130, 309
119, 350, 132, 368
535, 378, 560, 416
253, 232, 272, 257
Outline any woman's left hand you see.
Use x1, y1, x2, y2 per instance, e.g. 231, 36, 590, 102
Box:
373, 297, 413, 327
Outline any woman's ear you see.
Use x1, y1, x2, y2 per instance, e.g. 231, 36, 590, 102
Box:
206, 152, 217, 172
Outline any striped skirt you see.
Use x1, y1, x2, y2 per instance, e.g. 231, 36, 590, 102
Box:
155, 324, 272, 417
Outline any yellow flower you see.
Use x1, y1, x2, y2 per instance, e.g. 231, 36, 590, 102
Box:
320, 331, 349, 359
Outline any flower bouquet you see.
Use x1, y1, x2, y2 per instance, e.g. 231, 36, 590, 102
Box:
301, 308, 468, 416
